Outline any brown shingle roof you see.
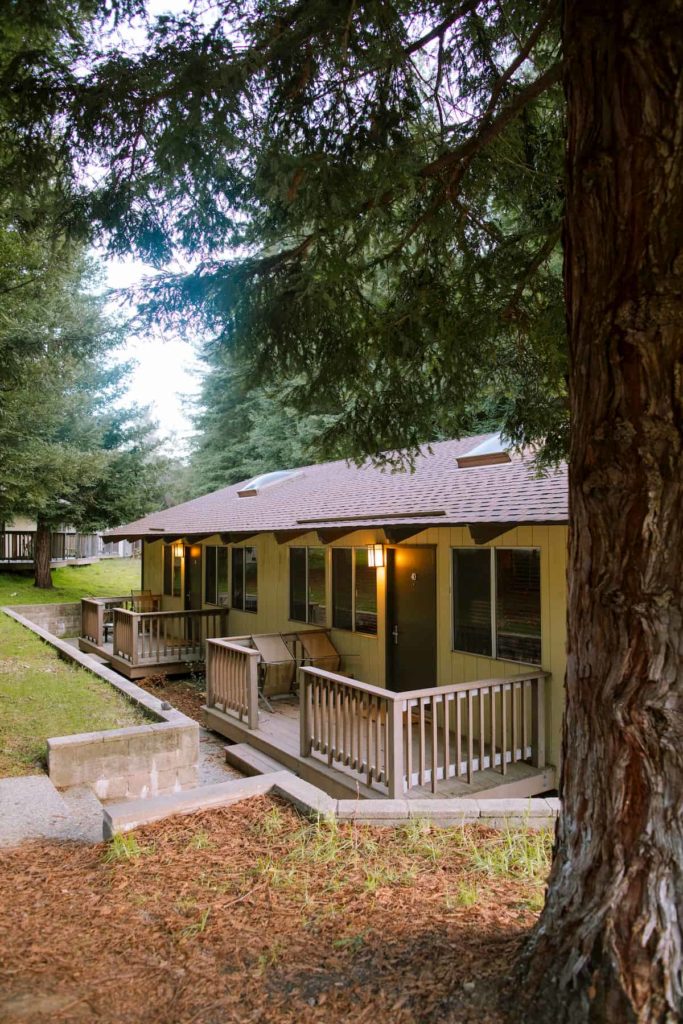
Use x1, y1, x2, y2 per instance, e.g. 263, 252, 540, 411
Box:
104, 435, 567, 540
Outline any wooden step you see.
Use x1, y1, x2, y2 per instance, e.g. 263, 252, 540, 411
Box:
224, 742, 288, 777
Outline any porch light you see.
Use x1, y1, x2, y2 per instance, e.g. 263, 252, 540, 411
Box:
190, 545, 201, 558
367, 543, 385, 568
172, 542, 184, 559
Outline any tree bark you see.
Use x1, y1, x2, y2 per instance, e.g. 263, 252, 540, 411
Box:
33, 518, 53, 589
520, 2, 683, 1021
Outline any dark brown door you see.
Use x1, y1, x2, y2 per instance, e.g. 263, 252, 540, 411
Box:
387, 546, 437, 692
184, 545, 203, 611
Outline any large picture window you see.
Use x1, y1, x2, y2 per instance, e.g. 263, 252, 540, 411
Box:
232, 546, 258, 612
332, 548, 378, 635
290, 547, 327, 625
452, 548, 541, 664
163, 544, 182, 597
205, 546, 229, 605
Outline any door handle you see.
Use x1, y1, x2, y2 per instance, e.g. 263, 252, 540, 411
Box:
392, 624, 399, 645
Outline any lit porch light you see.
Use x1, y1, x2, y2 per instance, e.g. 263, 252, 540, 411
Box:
367, 543, 385, 568
172, 541, 184, 559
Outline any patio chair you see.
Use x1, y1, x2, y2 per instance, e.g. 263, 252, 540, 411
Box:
295, 631, 342, 673
131, 589, 155, 612
251, 633, 297, 711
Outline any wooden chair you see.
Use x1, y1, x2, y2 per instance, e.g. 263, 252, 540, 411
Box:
251, 634, 297, 710
131, 590, 155, 612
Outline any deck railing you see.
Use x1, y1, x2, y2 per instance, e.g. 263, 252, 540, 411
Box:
206, 638, 260, 730
81, 596, 134, 645
299, 668, 547, 797
1, 530, 101, 563
112, 607, 229, 666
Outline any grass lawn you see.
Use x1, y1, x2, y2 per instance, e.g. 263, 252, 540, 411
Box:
0, 557, 142, 606
0, 797, 551, 1023
0, 613, 148, 777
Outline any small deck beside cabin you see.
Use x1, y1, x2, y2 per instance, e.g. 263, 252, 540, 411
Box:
203, 635, 555, 801
78, 597, 229, 679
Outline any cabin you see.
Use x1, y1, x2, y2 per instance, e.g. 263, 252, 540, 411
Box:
1, 517, 107, 570
85, 434, 568, 802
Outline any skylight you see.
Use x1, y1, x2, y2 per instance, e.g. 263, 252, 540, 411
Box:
237, 469, 301, 497
456, 433, 511, 469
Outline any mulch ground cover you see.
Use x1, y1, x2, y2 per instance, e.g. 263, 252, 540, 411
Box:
0, 796, 550, 1024
140, 674, 207, 722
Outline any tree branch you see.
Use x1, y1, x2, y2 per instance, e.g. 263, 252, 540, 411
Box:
420, 61, 562, 179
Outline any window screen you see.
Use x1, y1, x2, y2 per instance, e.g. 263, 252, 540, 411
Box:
205, 546, 217, 604
289, 548, 307, 621
163, 544, 172, 596
496, 549, 541, 663
217, 547, 228, 603
332, 548, 353, 630
307, 548, 326, 625
232, 548, 244, 609
453, 549, 492, 656
244, 547, 258, 612
354, 548, 377, 634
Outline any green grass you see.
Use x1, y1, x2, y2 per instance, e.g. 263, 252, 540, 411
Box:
0, 558, 142, 606
0, 612, 149, 777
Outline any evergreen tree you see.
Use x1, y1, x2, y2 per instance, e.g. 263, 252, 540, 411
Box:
0, 232, 164, 587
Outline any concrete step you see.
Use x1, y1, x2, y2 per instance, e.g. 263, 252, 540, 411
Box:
60, 785, 105, 844
224, 742, 288, 777
0, 775, 102, 847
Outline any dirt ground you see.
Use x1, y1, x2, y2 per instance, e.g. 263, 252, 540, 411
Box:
0, 796, 550, 1024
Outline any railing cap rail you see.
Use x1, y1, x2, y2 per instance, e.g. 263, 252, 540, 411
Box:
300, 665, 393, 701
112, 606, 222, 619
207, 637, 261, 657
398, 670, 550, 702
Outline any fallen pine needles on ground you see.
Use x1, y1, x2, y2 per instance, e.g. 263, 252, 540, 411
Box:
0, 796, 552, 1024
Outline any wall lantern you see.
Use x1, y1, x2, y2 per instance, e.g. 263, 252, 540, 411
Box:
190, 545, 202, 558
367, 543, 385, 568
172, 542, 184, 559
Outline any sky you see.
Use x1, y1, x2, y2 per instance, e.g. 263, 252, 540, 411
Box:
105, 256, 203, 457
102, 0, 205, 457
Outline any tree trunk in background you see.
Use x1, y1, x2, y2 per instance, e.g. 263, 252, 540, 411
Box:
33, 519, 53, 589
521, 2, 683, 1021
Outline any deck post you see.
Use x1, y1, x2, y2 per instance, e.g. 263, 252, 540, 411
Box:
530, 675, 546, 767
246, 651, 259, 731
299, 673, 310, 757
205, 641, 214, 708
96, 603, 104, 647
130, 613, 140, 667
387, 697, 405, 798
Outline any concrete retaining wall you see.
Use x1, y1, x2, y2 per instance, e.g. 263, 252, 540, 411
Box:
8, 601, 81, 638
1, 606, 200, 799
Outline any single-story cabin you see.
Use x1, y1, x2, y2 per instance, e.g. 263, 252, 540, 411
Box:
87, 434, 567, 802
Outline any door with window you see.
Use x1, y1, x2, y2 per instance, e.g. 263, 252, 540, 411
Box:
387, 546, 437, 692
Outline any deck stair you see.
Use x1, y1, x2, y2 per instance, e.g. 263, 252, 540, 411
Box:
224, 743, 287, 778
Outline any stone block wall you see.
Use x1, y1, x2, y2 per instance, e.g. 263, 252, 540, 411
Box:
9, 602, 81, 638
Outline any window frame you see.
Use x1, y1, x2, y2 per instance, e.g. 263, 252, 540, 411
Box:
204, 545, 229, 606
331, 546, 378, 636
231, 545, 258, 613
451, 547, 542, 666
289, 546, 327, 625
163, 543, 182, 598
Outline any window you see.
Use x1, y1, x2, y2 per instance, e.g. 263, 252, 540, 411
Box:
163, 544, 182, 597
205, 546, 229, 605
332, 548, 378, 635
232, 546, 258, 612
452, 548, 541, 664
290, 547, 327, 624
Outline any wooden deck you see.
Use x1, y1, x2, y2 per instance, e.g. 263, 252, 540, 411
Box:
78, 636, 203, 679
205, 697, 556, 801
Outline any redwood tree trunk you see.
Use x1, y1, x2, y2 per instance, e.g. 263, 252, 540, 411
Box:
521, 2, 683, 1021
33, 518, 53, 589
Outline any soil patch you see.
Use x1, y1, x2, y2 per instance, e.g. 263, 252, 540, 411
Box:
0, 795, 550, 1023
140, 673, 207, 722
